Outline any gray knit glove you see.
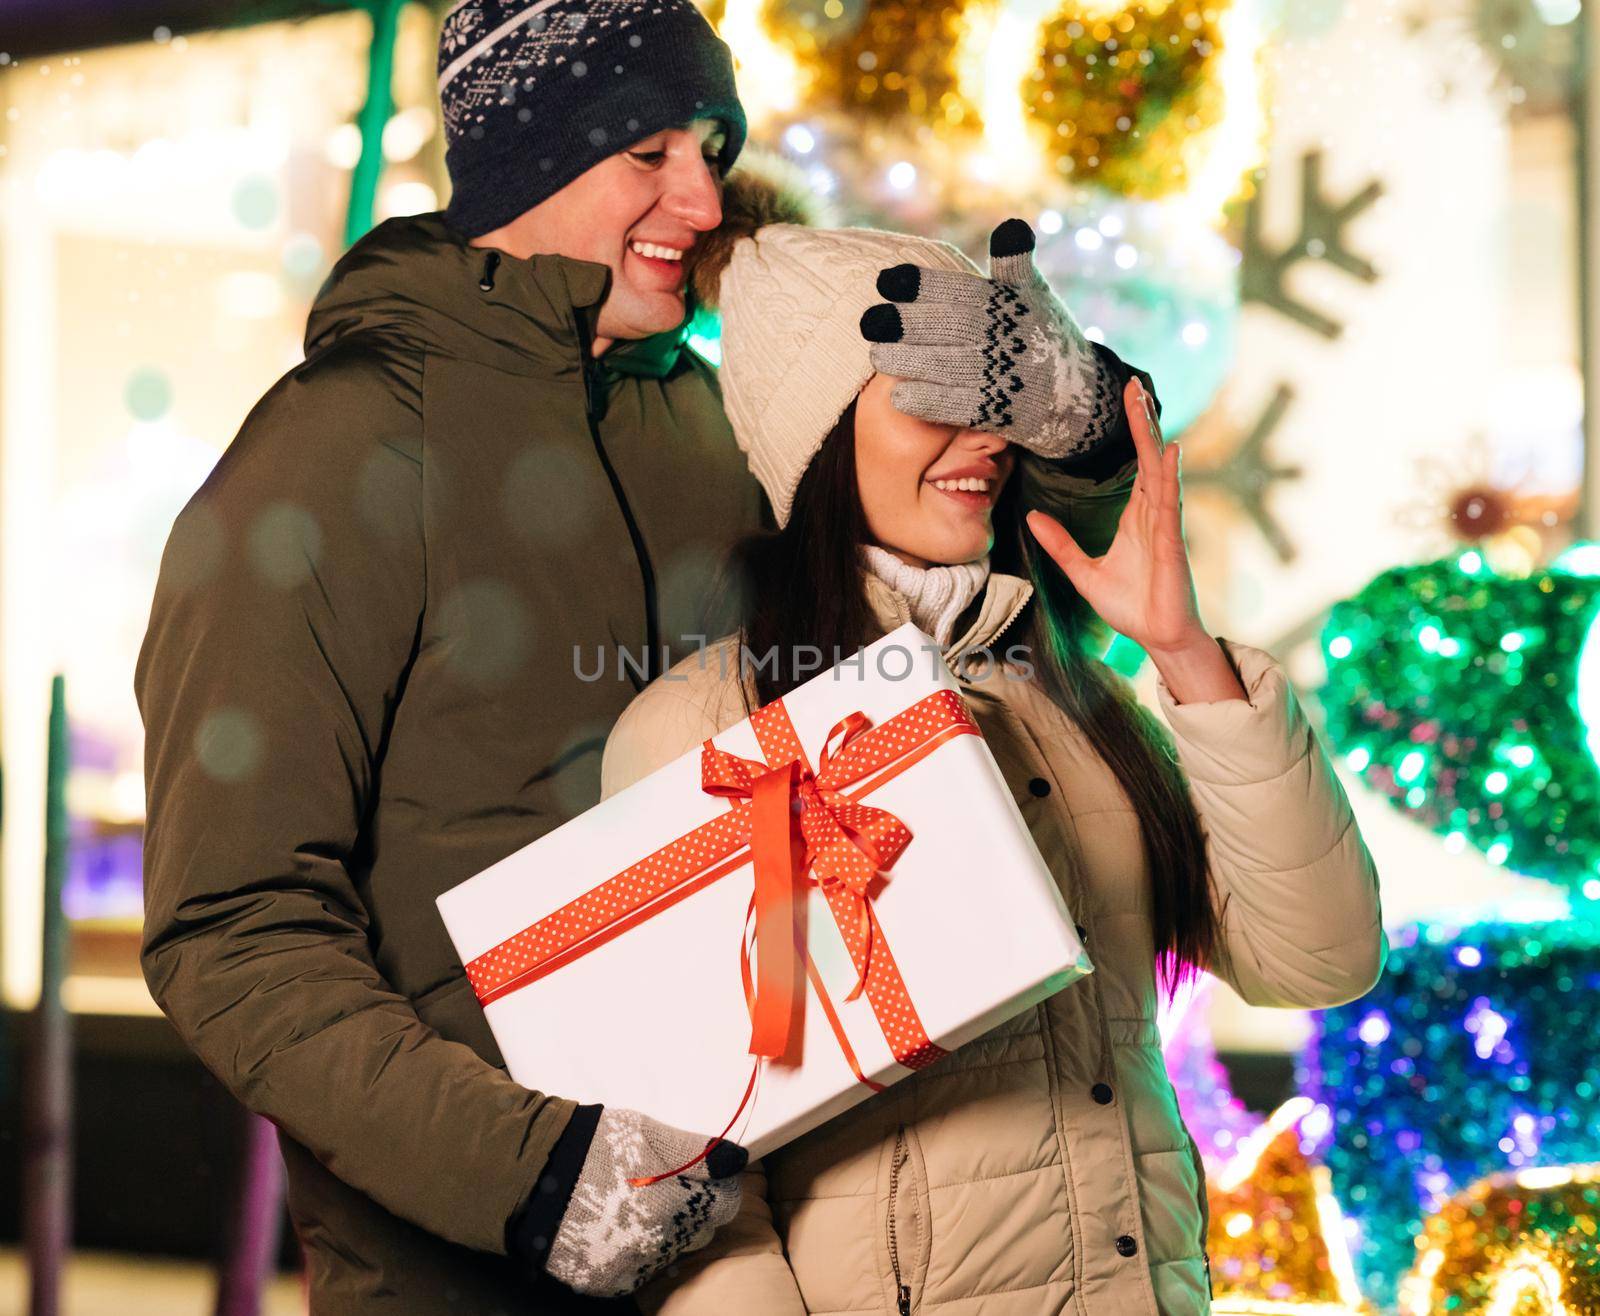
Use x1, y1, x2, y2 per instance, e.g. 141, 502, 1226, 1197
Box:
859, 217, 1120, 460
543, 1106, 747, 1298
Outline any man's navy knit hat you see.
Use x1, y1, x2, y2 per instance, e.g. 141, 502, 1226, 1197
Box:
438, 0, 748, 238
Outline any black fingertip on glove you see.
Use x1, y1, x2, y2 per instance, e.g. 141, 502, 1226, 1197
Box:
704, 1139, 750, 1179
859, 303, 903, 343
990, 217, 1036, 260
875, 263, 922, 301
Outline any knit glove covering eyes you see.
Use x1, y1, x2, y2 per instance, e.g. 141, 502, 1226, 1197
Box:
543, 1106, 748, 1298
859, 217, 1120, 460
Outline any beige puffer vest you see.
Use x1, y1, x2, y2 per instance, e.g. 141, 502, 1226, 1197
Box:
599, 569, 1387, 1316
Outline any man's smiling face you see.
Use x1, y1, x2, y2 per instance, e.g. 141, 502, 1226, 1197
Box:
474, 119, 728, 354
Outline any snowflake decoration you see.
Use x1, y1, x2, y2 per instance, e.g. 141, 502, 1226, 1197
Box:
1182, 384, 1305, 563
1240, 149, 1382, 340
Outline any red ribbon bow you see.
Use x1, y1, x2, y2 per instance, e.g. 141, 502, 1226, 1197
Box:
700, 711, 915, 1062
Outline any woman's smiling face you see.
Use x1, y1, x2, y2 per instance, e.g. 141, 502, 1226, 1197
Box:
853, 372, 1016, 568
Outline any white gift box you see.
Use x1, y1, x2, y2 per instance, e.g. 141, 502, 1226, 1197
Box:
436, 622, 1091, 1160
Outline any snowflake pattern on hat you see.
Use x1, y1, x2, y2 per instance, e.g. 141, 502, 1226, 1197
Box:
439, 3, 484, 54
438, 0, 666, 144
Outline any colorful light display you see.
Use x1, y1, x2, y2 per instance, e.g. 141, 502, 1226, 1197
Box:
1206, 1096, 1368, 1314
1399, 1163, 1600, 1316
1305, 919, 1600, 1307
1317, 548, 1600, 908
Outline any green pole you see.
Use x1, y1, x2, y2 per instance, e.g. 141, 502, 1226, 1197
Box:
25, 675, 71, 1316
1578, 0, 1596, 539
343, 0, 407, 249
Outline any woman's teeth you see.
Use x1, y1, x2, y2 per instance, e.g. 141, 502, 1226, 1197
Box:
930, 477, 992, 493
630, 241, 684, 261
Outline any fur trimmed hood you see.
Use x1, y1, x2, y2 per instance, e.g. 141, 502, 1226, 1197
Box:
689, 148, 829, 309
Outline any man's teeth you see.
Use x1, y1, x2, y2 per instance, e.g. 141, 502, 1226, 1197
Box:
931, 477, 992, 493
630, 241, 684, 261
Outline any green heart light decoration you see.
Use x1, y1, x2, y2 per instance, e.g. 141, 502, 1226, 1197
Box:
1317, 544, 1600, 911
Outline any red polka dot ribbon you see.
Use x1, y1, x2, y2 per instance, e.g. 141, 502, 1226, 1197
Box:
463, 689, 979, 1179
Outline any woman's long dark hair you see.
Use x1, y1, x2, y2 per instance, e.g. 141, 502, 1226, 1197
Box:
713, 402, 1219, 994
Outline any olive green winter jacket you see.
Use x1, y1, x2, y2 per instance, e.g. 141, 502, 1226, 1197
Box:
136, 213, 760, 1315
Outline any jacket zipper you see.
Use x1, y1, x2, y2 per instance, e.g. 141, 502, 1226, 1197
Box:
888, 1125, 912, 1315
1186, 1131, 1214, 1297
578, 335, 661, 687
986, 587, 1032, 655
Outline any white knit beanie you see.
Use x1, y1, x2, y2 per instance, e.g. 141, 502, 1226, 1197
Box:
691, 158, 981, 528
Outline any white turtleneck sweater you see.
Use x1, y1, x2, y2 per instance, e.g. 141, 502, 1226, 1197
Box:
860, 544, 991, 648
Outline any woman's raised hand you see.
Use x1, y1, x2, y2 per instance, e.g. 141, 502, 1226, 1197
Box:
1024, 378, 1208, 659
